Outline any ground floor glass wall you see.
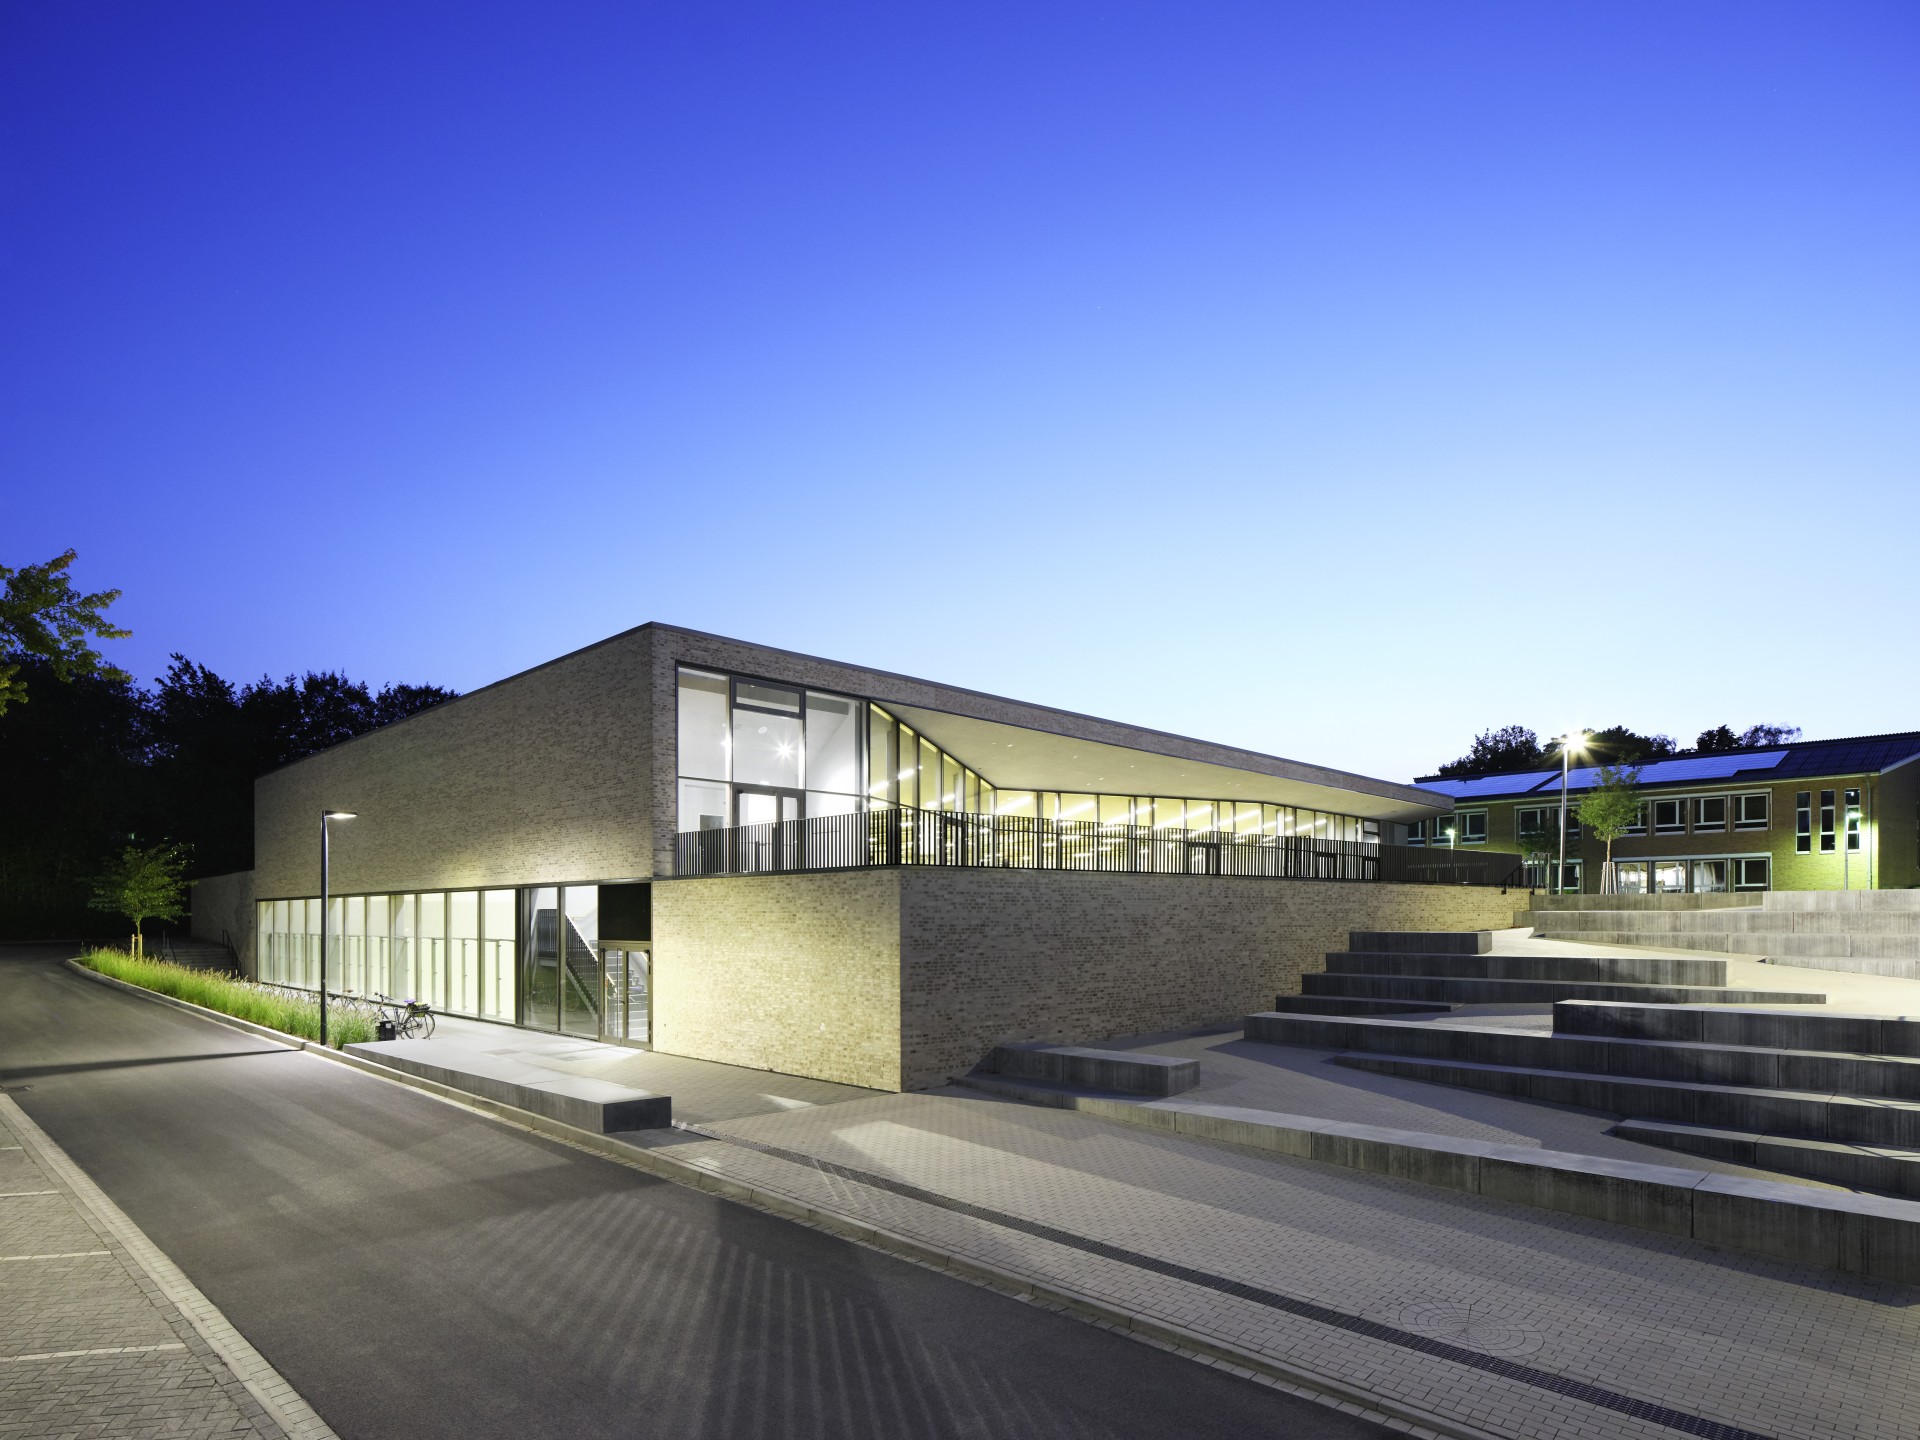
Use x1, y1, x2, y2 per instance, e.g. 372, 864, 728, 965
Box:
257, 890, 516, 1022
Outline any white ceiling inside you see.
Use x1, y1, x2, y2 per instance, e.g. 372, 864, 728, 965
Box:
885, 703, 1447, 821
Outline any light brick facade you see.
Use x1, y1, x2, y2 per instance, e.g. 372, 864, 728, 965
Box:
658, 867, 1521, 1090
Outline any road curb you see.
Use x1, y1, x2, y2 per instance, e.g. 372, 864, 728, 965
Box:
59, 958, 1496, 1440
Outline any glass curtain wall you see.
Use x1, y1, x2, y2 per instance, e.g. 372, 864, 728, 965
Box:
677, 665, 1376, 848
257, 889, 518, 1022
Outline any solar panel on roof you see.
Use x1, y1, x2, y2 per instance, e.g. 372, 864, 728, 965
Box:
1556, 750, 1788, 791
1414, 770, 1559, 799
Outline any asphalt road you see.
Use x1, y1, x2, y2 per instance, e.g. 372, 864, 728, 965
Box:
0, 948, 1388, 1440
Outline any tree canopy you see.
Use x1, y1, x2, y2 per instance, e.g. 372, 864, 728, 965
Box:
1435, 725, 1545, 777
1696, 723, 1802, 753
0, 651, 455, 937
89, 843, 188, 957
1433, 721, 1800, 777
0, 549, 130, 715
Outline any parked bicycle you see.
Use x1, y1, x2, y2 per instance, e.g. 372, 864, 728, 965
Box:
372, 993, 436, 1039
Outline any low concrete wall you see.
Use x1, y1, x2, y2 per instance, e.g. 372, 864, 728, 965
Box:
189, 869, 255, 975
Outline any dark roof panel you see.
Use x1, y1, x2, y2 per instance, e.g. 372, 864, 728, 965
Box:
1414, 730, 1920, 797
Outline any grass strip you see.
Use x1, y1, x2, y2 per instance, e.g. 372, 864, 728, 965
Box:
77, 948, 379, 1048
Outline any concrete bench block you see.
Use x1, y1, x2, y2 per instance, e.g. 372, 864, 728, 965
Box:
985, 1043, 1200, 1096
346, 1042, 672, 1132
1692, 1175, 1847, 1272
1308, 1125, 1484, 1190
1476, 1147, 1699, 1237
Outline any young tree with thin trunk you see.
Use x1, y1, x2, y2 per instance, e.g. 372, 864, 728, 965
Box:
1576, 766, 1644, 894
89, 844, 187, 958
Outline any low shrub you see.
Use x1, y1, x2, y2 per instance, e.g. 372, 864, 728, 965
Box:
77, 948, 379, 1048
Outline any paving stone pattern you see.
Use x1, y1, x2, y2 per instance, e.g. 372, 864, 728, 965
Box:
646, 1091, 1920, 1440
0, 1097, 329, 1440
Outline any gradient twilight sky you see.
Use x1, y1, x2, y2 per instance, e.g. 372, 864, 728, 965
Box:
4, 2, 1916, 784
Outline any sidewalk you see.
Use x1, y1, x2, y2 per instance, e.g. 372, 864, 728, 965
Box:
0, 1094, 332, 1440
640, 1087, 1920, 1440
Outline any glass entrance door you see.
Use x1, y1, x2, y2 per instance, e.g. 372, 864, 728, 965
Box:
520, 885, 605, 1038
735, 789, 800, 871
559, 887, 600, 1038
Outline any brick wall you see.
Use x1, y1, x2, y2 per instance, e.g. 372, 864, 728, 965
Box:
253, 630, 657, 899
895, 869, 1522, 1090
653, 870, 903, 1089
652, 867, 1520, 1092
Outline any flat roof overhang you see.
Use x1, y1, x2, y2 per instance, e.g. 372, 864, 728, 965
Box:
885, 702, 1451, 822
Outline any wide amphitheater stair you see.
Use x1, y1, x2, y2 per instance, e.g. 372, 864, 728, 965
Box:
1523, 891, 1920, 976
1270, 929, 1829, 1015
1249, 938, 1920, 1199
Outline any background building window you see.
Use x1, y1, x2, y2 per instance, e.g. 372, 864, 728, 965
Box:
1653, 798, 1686, 834
1820, 790, 1836, 852
1693, 796, 1727, 831
1457, 810, 1488, 843
1691, 859, 1729, 893
1612, 861, 1650, 894
1845, 788, 1863, 851
1796, 792, 1812, 853
1734, 857, 1771, 890
1735, 793, 1770, 830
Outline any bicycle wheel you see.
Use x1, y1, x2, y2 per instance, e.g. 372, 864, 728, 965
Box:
420, 1011, 436, 1039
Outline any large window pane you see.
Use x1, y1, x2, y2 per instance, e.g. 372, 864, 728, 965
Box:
867, 707, 895, 805
679, 779, 730, 833
561, 886, 600, 1038
805, 693, 860, 795
677, 669, 730, 781
418, 892, 446, 1009
449, 891, 480, 1016
897, 727, 919, 808
481, 890, 516, 1022
365, 895, 390, 997
390, 895, 414, 1001
734, 707, 802, 787
522, 887, 558, 1030
918, 736, 940, 812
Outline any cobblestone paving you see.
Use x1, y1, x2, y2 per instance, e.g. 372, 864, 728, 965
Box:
0, 1098, 330, 1440
647, 1090, 1920, 1440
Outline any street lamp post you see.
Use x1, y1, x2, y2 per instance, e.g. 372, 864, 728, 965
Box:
1556, 732, 1585, 895
319, 810, 357, 1047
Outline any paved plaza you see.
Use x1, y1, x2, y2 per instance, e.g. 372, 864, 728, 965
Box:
0, 1094, 328, 1440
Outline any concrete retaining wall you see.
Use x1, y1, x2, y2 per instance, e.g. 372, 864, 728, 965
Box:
188, 870, 255, 974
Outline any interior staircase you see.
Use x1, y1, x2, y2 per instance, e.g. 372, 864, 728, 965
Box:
1270, 929, 1828, 1017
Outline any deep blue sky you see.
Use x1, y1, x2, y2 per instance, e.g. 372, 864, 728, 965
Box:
5, 2, 1915, 782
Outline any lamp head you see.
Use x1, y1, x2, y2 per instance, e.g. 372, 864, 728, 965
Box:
324, 810, 357, 821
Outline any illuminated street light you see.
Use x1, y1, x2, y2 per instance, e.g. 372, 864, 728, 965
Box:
319, 810, 357, 1047
1556, 733, 1587, 894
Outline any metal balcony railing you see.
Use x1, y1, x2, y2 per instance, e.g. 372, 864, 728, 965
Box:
675, 805, 1525, 887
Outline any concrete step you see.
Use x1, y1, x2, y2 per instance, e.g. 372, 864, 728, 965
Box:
1527, 908, 1920, 935
1299, 972, 1826, 1006
1611, 1119, 1920, 1200
981, 1043, 1199, 1096
1268, 995, 1454, 1017
1326, 950, 1727, 985
1331, 1053, 1920, 1147
1348, 930, 1490, 954
1247, 1012, 1920, 1098
345, 1041, 672, 1132
1555, 1000, 1920, 1056
948, 1072, 1920, 1285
